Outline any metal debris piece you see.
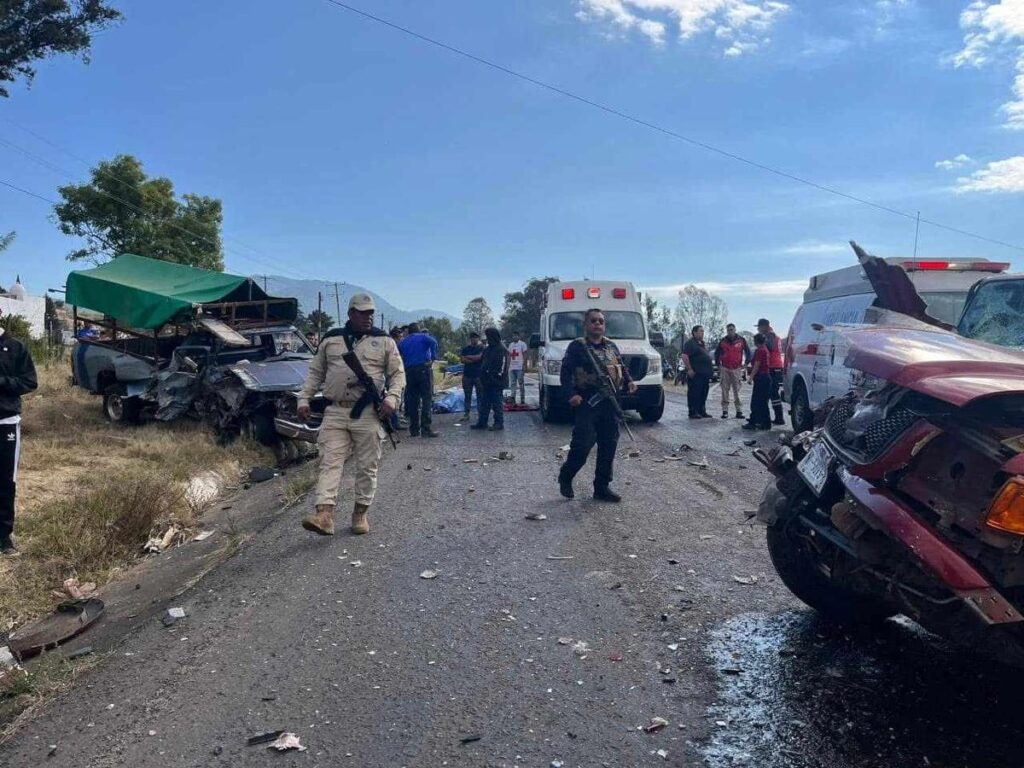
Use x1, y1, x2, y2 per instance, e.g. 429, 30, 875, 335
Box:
267, 733, 306, 752
419, 570, 439, 580
246, 730, 284, 746
547, 555, 573, 560
687, 458, 711, 469
732, 575, 759, 585
662, 456, 684, 461
525, 513, 547, 521
644, 717, 669, 733
248, 466, 277, 483
463, 458, 479, 464
459, 735, 482, 744
8, 599, 105, 661
557, 637, 574, 645
192, 530, 215, 542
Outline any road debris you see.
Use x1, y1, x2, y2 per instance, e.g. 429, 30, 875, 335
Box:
66, 646, 94, 660
557, 637, 574, 645
656, 748, 669, 759
463, 458, 479, 464
8, 599, 105, 661
162, 607, 186, 627
192, 530, 215, 542
143, 525, 180, 554
742, 438, 757, 446
248, 466, 277, 483
419, 570, 439, 580
349, 560, 364, 568
459, 735, 482, 744
61, 578, 97, 600
498, 451, 514, 460
724, 448, 741, 456
607, 653, 623, 662
0, 646, 16, 669
644, 717, 669, 733
667, 643, 679, 651
246, 731, 284, 746
677, 443, 693, 452
628, 450, 641, 458
662, 455, 684, 461
732, 575, 759, 585
687, 458, 711, 469
551, 761, 565, 768
525, 513, 547, 521
267, 732, 306, 752
571, 641, 590, 657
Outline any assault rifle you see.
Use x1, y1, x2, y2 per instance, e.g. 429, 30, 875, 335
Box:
579, 340, 635, 442
342, 351, 399, 450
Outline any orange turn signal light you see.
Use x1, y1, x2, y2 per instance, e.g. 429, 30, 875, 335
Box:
985, 478, 1024, 535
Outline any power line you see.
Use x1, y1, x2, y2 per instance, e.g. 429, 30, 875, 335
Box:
319, 0, 1024, 254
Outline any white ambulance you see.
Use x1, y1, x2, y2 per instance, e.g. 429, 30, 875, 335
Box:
529, 280, 666, 423
784, 257, 1008, 432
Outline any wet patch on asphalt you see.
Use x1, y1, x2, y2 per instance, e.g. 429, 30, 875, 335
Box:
702, 610, 1024, 768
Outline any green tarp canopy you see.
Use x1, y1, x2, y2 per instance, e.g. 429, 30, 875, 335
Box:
66, 254, 297, 329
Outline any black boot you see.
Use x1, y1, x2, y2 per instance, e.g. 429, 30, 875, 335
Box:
593, 486, 621, 503
559, 479, 575, 499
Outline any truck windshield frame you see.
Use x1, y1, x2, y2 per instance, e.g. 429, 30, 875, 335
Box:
549, 311, 646, 341
958, 278, 1024, 349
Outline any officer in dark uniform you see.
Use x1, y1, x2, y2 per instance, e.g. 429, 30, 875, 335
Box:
557, 308, 637, 502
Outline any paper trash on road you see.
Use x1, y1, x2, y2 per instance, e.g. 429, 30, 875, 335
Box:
267, 732, 307, 752
657, 748, 669, 759
420, 570, 439, 580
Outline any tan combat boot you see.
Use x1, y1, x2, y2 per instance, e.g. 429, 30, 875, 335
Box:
301, 504, 335, 536
351, 503, 370, 535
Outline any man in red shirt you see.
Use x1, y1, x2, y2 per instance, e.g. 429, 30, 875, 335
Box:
757, 318, 786, 426
743, 333, 772, 431
713, 323, 750, 419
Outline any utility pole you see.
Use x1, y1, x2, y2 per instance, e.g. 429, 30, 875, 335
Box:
333, 282, 342, 323
317, 291, 323, 332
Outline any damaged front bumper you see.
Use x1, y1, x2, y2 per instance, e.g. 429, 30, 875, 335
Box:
274, 416, 320, 443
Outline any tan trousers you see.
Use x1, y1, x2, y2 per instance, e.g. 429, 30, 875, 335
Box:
720, 367, 743, 411
315, 405, 385, 508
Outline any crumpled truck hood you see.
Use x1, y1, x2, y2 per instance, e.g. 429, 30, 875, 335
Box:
230, 357, 311, 392
839, 324, 1024, 407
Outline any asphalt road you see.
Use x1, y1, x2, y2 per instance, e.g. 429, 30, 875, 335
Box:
4, 381, 1024, 767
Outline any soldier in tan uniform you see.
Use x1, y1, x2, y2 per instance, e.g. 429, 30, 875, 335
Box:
297, 293, 405, 536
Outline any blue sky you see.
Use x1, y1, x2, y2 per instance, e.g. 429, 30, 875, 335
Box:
2, 0, 1024, 331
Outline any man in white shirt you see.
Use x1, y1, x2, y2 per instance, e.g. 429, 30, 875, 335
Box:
0, 311, 38, 556
507, 332, 528, 405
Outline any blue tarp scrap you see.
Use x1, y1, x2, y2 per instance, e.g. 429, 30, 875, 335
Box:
432, 387, 476, 413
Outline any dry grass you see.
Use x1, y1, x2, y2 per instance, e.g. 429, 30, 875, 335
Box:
1, 363, 271, 631
0, 650, 99, 739
281, 464, 318, 509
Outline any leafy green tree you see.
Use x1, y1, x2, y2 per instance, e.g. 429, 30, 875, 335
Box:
0, 313, 33, 340
54, 154, 224, 269
673, 284, 728, 343
305, 309, 334, 334
462, 297, 495, 335
500, 277, 559, 337
1, 1, 121, 98
418, 315, 462, 357
0, 231, 14, 252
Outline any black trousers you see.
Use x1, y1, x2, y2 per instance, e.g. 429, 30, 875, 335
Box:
462, 376, 482, 416
559, 399, 619, 490
404, 363, 433, 433
750, 375, 772, 427
769, 369, 784, 410
687, 373, 711, 416
0, 422, 20, 542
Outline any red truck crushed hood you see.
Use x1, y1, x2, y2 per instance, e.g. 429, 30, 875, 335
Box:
841, 324, 1024, 407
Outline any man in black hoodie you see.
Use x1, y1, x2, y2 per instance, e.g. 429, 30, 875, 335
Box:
0, 311, 38, 555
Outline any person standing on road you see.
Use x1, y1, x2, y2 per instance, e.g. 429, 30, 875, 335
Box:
714, 324, 750, 420
398, 322, 439, 438
459, 332, 484, 420
757, 318, 786, 425
557, 308, 637, 502
682, 325, 713, 419
507, 331, 528, 405
0, 312, 38, 556
471, 327, 508, 431
297, 294, 405, 536
743, 333, 772, 431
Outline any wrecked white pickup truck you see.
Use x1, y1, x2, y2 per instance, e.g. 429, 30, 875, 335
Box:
66, 254, 325, 462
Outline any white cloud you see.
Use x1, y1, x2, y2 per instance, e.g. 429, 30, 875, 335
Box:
642, 279, 808, 298
935, 153, 975, 170
953, 0, 1024, 129
956, 155, 1024, 192
575, 0, 790, 55
777, 240, 850, 256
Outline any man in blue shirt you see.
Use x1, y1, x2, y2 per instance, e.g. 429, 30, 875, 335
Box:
398, 322, 440, 437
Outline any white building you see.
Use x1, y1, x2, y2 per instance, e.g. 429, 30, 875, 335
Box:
0, 275, 46, 338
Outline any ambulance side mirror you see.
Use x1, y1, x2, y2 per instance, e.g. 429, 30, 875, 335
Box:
650, 331, 665, 348
529, 333, 543, 349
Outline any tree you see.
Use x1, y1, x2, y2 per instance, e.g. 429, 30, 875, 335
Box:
0, 231, 14, 253
673, 285, 728, 343
1, 1, 122, 98
462, 297, 495, 335
54, 154, 224, 269
500, 276, 559, 337
643, 294, 658, 326
305, 309, 334, 335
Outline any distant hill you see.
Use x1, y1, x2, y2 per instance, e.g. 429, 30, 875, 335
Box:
264, 276, 460, 329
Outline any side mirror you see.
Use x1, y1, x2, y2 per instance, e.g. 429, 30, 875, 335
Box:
529, 333, 543, 349
811, 323, 824, 332
650, 331, 665, 348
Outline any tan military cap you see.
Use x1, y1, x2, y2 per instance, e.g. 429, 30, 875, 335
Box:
348, 293, 376, 311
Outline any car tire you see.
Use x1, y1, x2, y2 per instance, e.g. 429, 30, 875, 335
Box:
790, 381, 813, 433
766, 520, 895, 625
639, 390, 665, 423
241, 411, 279, 446
102, 393, 143, 425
